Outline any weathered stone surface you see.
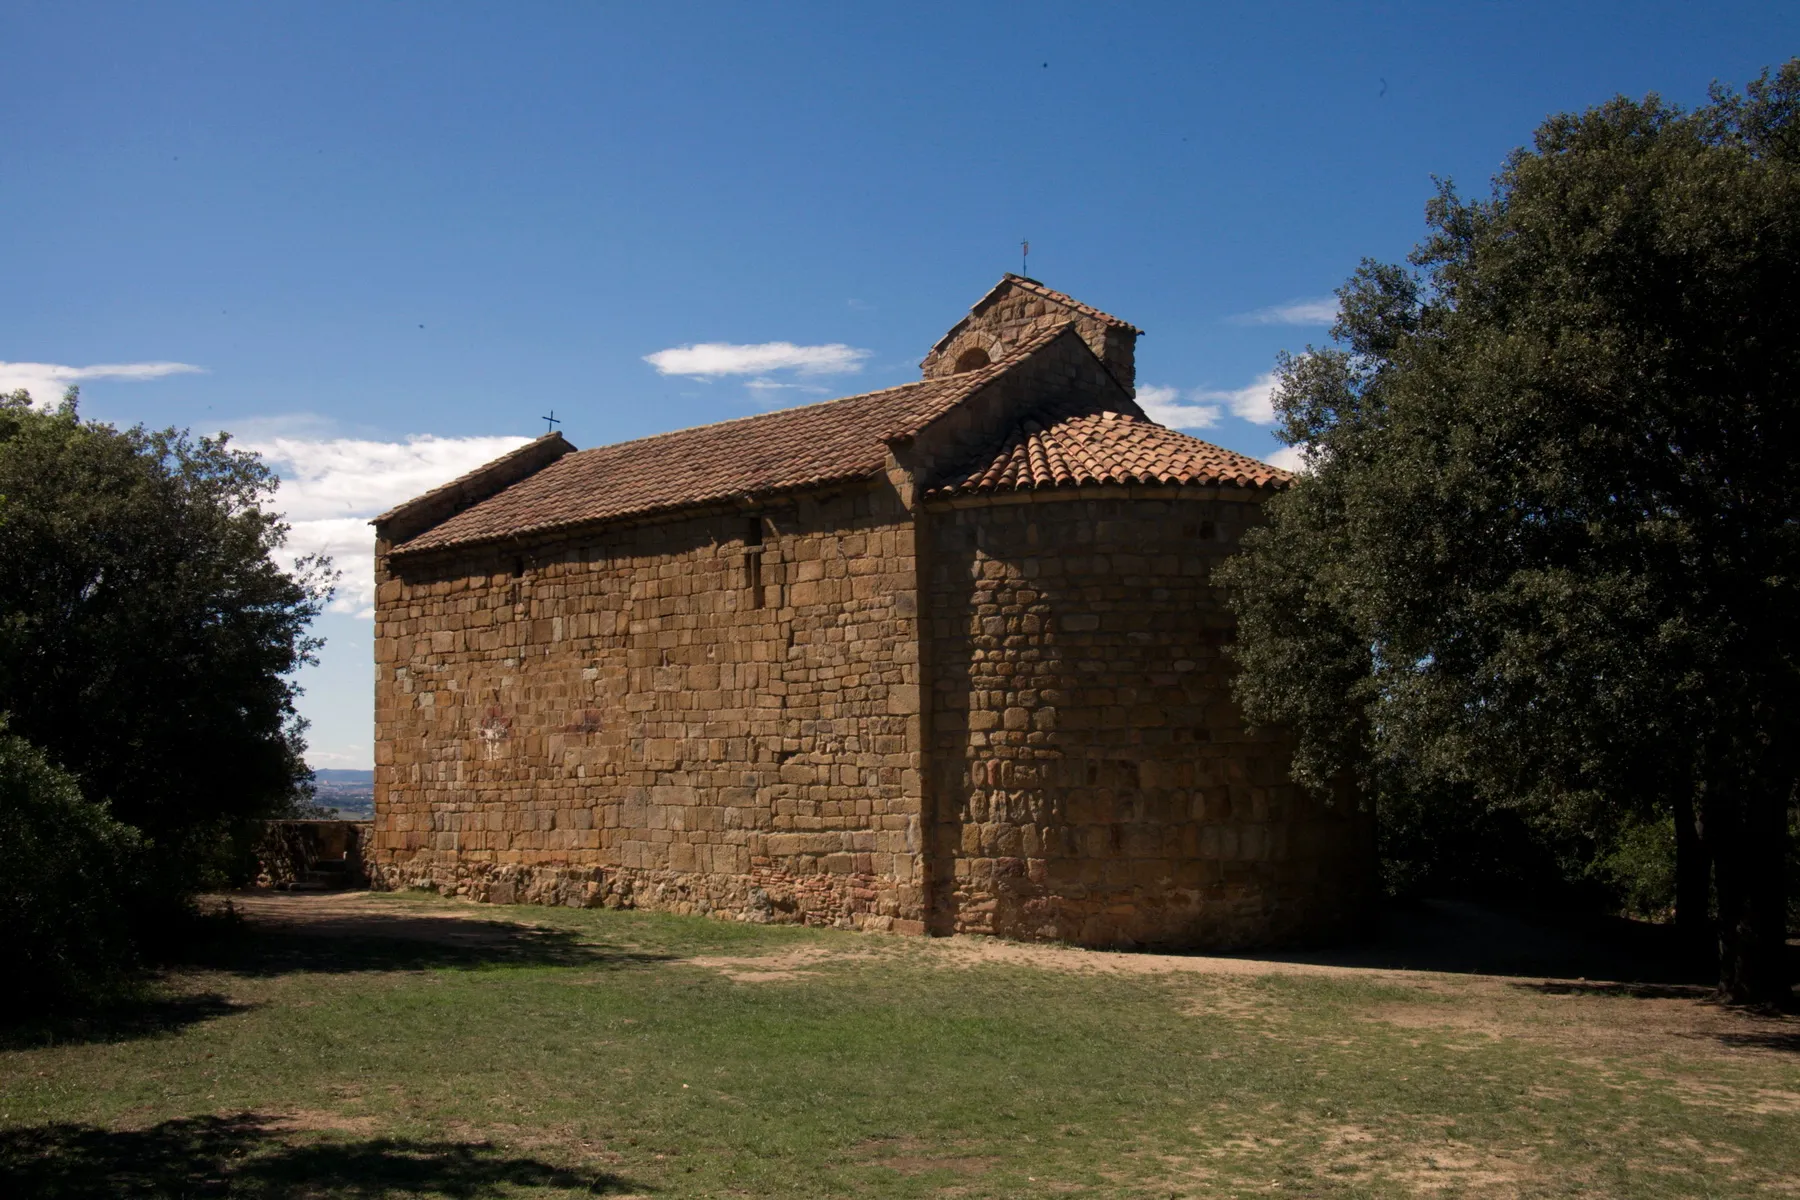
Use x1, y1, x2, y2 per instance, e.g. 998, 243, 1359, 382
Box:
257, 820, 373, 890
371, 486, 928, 932
921, 274, 1139, 393
924, 491, 1374, 947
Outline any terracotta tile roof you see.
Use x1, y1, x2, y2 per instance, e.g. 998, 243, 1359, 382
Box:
391, 325, 1073, 556
929, 398, 1291, 496
373, 432, 572, 525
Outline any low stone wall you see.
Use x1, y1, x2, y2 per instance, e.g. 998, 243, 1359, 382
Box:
257, 820, 373, 889
365, 855, 916, 931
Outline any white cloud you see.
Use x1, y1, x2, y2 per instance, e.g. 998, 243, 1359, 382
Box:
1136, 384, 1223, 430
240, 432, 532, 521
643, 341, 870, 378
1196, 372, 1279, 425
1231, 297, 1339, 326
1140, 374, 1282, 428
1264, 444, 1309, 473
0, 359, 204, 406
277, 516, 378, 617
241, 430, 532, 617
741, 377, 834, 408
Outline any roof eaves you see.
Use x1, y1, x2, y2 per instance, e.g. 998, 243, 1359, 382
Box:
372, 432, 577, 549
927, 471, 1292, 499
390, 462, 888, 558
537, 375, 949, 465
372, 432, 569, 525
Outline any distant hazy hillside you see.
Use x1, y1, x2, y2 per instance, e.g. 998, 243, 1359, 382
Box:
309, 768, 374, 819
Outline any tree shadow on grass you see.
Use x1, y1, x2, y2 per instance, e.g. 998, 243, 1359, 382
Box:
1513, 981, 1717, 1001
1712, 1029, 1800, 1053
176, 904, 677, 980
0, 991, 253, 1052
1236, 898, 1721, 986
0, 1112, 645, 1197
1507, 980, 1800, 1052
2, 903, 680, 1048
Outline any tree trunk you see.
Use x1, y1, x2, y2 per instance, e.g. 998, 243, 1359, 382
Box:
1707, 778, 1792, 1006
1674, 787, 1711, 937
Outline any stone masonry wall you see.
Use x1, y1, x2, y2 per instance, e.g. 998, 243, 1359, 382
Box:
921, 284, 1137, 393
924, 487, 1374, 948
372, 481, 927, 932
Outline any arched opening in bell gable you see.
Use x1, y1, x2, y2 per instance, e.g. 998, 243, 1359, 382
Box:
952, 347, 991, 373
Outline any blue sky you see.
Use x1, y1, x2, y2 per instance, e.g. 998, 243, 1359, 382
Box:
4, 2, 1792, 768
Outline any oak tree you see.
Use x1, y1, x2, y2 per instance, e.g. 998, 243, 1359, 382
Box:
1220, 65, 1800, 1003
0, 389, 331, 899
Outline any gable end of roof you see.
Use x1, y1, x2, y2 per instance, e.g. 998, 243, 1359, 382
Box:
927, 274, 1142, 359
374, 432, 575, 546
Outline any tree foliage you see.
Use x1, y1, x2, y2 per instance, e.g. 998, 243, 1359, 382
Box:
0, 726, 144, 1016
0, 390, 331, 898
1218, 64, 1800, 1002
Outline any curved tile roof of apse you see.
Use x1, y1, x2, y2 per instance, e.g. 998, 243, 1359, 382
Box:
391, 323, 1074, 556
929, 398, 1291, 496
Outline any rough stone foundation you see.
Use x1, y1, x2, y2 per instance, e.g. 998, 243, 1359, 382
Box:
367, 857, 919, 932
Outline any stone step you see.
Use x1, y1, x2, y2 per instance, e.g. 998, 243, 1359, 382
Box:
278, 860, 359, 892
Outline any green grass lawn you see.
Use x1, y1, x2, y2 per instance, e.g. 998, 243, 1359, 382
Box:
2, 893, 1796, 1198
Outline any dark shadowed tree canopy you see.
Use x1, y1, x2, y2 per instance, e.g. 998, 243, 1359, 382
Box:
1218, 64, 1800, 1003
0, 390, 331, 890
0, 725, 143, 1015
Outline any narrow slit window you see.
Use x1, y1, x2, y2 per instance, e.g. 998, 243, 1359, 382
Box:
746, 517, 765, 609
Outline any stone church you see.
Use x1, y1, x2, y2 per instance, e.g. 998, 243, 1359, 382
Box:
370, 275, 1373, 947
